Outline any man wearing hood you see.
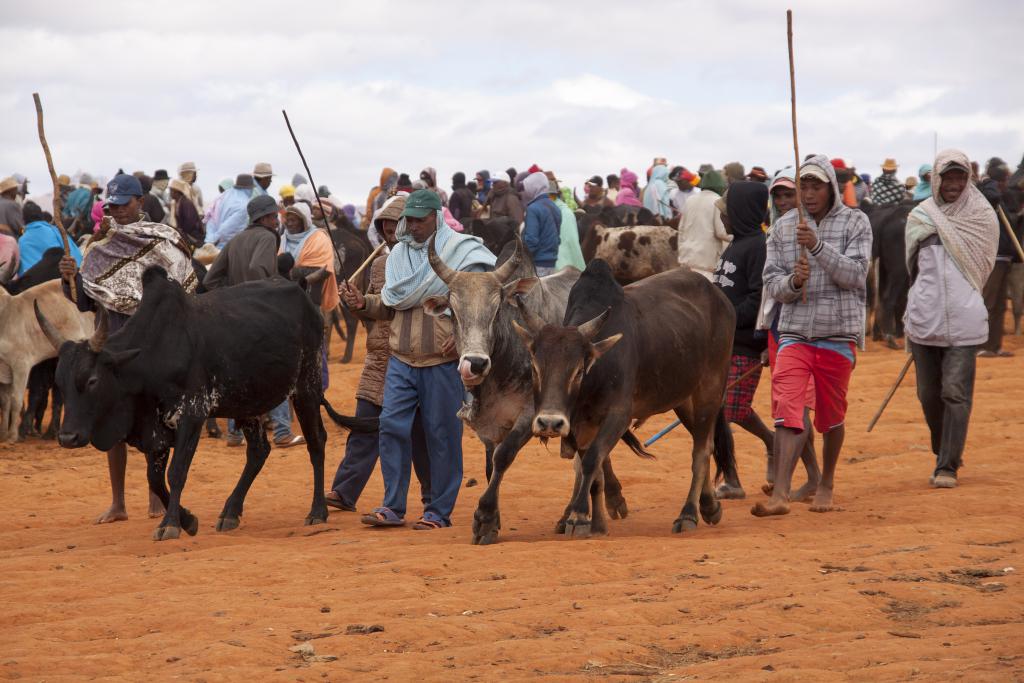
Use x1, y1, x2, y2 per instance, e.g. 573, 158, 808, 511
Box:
363, 167, 397, 230
904, 150, 998, 489
474, 170, 491, 204
977, 157, 1021, 357
754, 154, 871, 517
341, 189, 495, 530
419, 167, 449, 206
643, 164, 674, 223
713, 181, 772, 500
677, 170, 732, 279
485, 175, 525, 225
521, 172, 561, 276
205, 175, 258, 248
449, 172, 475, 228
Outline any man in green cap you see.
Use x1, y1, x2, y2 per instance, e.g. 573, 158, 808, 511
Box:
341, 189, 495, 530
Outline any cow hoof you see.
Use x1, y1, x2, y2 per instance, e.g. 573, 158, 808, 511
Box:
153, 525, 181, 541
606, 495, 629, 520
305, 514, 326, 526
564, 520, 591, 539
554, 519, 567, 534
671, 517, 698, 534
472, 530, 499, 545
183, 513, 199, 536
701, 501, 723, 525
216, 516, 240, 532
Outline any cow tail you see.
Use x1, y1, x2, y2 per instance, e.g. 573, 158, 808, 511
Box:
620, 429, 656, 460
712, 407, 738, 485
320, 398, 379, 433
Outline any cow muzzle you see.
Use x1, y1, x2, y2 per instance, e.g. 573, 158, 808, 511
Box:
533, 413, 570, 438
458, 355, 491, 386
58, 431, 89, 449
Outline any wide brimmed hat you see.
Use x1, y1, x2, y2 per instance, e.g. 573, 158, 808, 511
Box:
881, 158, 898, 172
0, 176, 18, 194
253, 162, 274, 178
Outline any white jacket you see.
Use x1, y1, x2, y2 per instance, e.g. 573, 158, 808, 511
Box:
905, 233, 988, 347
677, 190, 731, 277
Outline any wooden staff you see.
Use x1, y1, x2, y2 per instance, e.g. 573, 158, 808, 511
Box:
32, 92, 76, 301
349, 242, 386, 284
787, 10, 808, 304
644, 362, 765, 447
866, 355, 915, 433
281, 109, 347, 284
997, 205, 1024, 262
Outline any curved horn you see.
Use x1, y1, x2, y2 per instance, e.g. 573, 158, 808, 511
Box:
576, 308, 611, 342
89, 307, 109, 353
34, 301, 68, 350
303, 267, 328, 285
427, 235, 456, 284
512, 294, 544, 336
492, 235, 522, 283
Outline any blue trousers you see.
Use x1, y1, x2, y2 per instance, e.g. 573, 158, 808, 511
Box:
379, 359, 464, 524
330, 398, 430, 508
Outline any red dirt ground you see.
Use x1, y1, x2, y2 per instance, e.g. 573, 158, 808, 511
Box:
1, 325, 1021, 681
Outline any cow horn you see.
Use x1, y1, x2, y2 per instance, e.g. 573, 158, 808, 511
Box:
427, 235, 456, 284
493, 236, 522, 283
304, 267, 329, 285
512, 294, 544, 335
34, 301, 68, 350
89, 307, 109, 353
576, 308, 611, 342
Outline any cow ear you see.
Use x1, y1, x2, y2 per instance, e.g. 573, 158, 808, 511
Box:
586, 333, 622, 371
511, 320, 534, 351
108, 349, 141, 367
502, 277, 539, 302
423, 296, 450, 317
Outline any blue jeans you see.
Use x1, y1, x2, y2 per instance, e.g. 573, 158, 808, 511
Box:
379, 359, 464, 524
228, 399, 293, 440
330, 398, 430, 508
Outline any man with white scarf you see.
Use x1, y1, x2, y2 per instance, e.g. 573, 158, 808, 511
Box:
904, 149, 999, 489
341, 189, 495, 530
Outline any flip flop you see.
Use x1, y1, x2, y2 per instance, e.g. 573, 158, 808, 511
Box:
413, 517, 446, 530
324, 493, 356, 512
360, 507, 404, 527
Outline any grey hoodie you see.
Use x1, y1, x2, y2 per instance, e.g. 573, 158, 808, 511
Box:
762, 154, 873, 344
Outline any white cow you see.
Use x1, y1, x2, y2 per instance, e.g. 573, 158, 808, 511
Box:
0, 280, 93, 442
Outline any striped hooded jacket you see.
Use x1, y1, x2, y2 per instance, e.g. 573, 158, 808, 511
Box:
762, 154, 872, 344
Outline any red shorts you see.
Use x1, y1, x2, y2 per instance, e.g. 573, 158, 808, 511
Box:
771, 341, 854, 433
768, 330, 815, 410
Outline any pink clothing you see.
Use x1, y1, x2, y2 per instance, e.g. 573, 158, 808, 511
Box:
0, 233, 19, 283
442, 206, 463, 232
91, 200, 105, 233
616, 168, 642, 207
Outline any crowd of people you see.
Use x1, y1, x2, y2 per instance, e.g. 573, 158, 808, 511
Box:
0, 150, 1021, 529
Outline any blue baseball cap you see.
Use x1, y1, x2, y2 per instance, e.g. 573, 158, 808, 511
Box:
105, 173, 144, 205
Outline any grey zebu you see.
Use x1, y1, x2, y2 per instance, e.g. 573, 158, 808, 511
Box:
423, 238, 632, 544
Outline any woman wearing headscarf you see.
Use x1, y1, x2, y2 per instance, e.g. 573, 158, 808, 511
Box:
281, 202, 340, 315
643, 164, 673, 223
904, 149, 999, 489
363, 167, 397, 229
615, 168, 642, 207
912, 164, 933, 202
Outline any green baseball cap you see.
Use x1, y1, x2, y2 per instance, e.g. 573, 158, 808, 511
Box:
401, 189, 442, 218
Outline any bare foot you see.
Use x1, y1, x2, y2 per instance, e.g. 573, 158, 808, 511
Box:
751, 500, 790, 517
761, 482, 774, 495
790, 480, 818, 503
95, 505, 128, 524
809, 484, 837, 512
715, 482, 746, 500
148, 493, 166, 519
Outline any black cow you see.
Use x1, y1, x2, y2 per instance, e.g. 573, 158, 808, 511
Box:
329, 216, 374, 364
36, 266, 375, 541
469, 217, 519, 257
866, 200, 913, 347
508, 260, 739, 539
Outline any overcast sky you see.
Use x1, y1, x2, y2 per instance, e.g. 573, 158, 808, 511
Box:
3, 0, 1022, 208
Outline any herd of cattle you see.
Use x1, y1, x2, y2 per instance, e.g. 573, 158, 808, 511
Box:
0, 201, 907, 542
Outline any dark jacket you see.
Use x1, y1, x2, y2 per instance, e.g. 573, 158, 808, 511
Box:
141, 194, 165, 224
523, 196, 561, 268
486, 181, 524, 224
714, 181, 769, 357
979, 178, 1023, 263
449, 173, 475, 224
174, 196, 204, 246
203, 223, 279, 288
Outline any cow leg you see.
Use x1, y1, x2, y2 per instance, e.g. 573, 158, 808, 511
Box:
555, 452, 584, 534
339, 308, 358, 364
217, 417, 270, 532
154, 420, 203, 541
563, 420, 624, 539
472, 413, 533, 545
293, 388, 329, 526
589, 459, 609, 536
483, 440, 495, 482
602, 455, 628, 520
3, 365, 30, 444
43, 382, 62, 440
673, 410, 716, 534
145, 449, 171, 513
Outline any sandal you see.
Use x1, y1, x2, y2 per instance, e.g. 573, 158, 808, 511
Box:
413, 517, 446, 530
324, 492, 356, 512
360, 507, 405, 527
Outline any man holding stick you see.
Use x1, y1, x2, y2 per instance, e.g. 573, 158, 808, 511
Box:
904, 149, 998, 489
753, 155, 871, 516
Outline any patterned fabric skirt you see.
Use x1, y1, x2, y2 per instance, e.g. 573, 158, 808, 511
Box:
723, 353, 763, 423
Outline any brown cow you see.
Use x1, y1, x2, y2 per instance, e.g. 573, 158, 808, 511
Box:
580, 224, 679, 284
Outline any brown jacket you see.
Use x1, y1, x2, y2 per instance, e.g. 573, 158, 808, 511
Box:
356, 254, 391, 405
360, 267, 456, 369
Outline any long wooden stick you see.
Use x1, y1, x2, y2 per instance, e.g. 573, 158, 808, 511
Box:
866, 355, 915, 433
281, 109, 347, 284
997, 205, 1024, 262
644, 362, 765, 447
349, 242, 386, 284
32, 93, 76, 301
787, 10, 808, 304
